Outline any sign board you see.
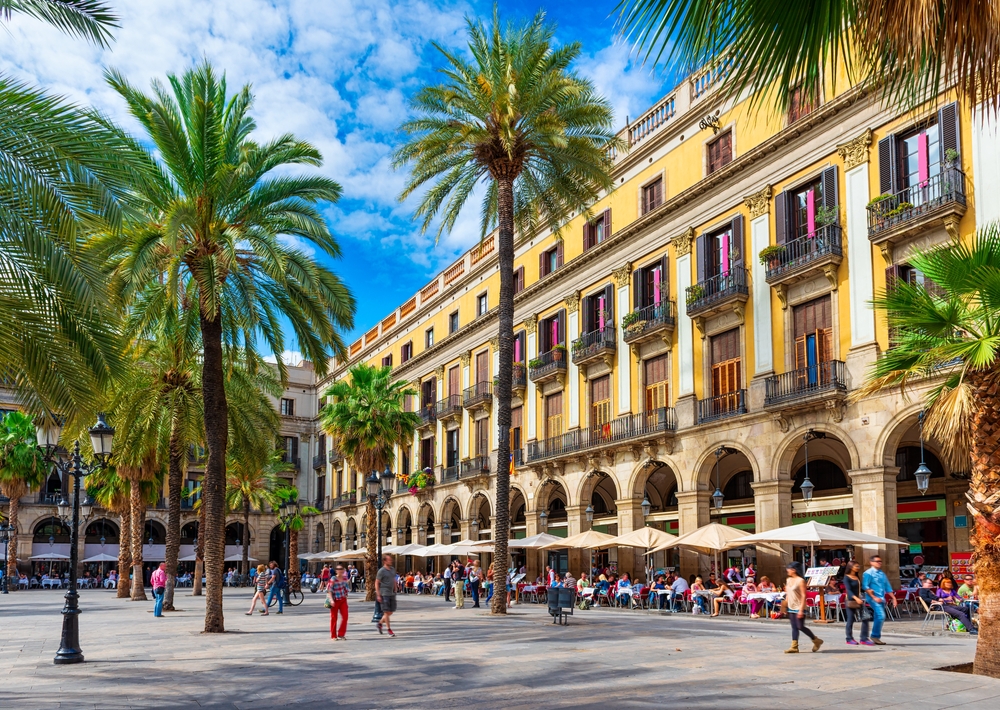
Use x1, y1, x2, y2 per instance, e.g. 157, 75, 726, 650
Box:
950, 552, 973, 576
921, 565, 948, 575
954, 516, 968, 529
805, 566, 836, 587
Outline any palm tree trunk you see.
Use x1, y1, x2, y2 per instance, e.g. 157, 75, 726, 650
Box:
289, 529, 301, 593
490, 174, 515, 615
242, 496, 250, 585
970, 371, 1000, 677
193, 503, 205, 596
6, 497, 19, 582
163, 415, 184, 611
129, 482, 147, 601
365, 500, 377, 601
117, 500, 131, 598
200, 311, 229, 633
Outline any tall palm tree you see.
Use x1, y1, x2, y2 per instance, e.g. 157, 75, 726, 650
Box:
616, 0, 1000, 113
858, 224, 1000, 678
273, 486, 318, 594
225, 449, 287, 581
319, 363, 420, 601
104, 61, 355, 632
394, 10, 619, 614
0, 1, 137, 425
86, 465, 131, 597
0, 411, 47, 580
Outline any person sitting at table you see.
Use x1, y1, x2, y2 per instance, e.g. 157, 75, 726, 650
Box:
615, 573, 633, 606
918, 578, 937, 606
649, 575, 668, 610
576, 574, 588, 595
669, 572, 690, 612
707, 573, 718, 589
689, 576, 709, 614
936, 578, 977, 634
958, 575, 977, 599
709, 580, 734, 617
564, 571, 576, 590
740, 576, 761, 617
907, 572, 927, 589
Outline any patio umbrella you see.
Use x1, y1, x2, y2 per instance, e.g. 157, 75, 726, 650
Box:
81, 552, 119, 563
29, 553, 70, 560
541, 530, 616, 550
224, 554, 258, 562
605, 527, 678, 583
391, 543, 428, 555
178, 554, 197, 562
649, 522, 775, 556
328, 549, 367, 561
737, 521, 907, 547
504, 533, 566, 549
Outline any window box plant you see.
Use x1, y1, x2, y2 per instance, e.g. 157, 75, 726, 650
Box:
685, 284, 705, 306
758, 244, 786, 268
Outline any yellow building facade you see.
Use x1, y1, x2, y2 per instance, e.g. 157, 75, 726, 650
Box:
311, 65, 1000, 584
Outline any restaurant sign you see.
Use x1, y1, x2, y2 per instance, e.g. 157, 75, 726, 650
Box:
791, 508, 848, 525
950, 552, 973, 576
897, 498, 946, 520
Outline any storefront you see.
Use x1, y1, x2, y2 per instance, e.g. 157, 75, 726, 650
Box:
898, 497, 949, 568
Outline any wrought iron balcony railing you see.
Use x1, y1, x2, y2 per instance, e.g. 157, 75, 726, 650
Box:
685, 268, 750, 316
435, 394, 462, 420
527, 407, 677, 463
764, 360, 848, 407
528, 348, 568, 383
622, 301, 677, 343
697, 390, 747, 424
494, 363, 527, 392
463, 381, 492, 409
867, 166, 966, 238
764, 225, 843, 282
418, 403, 437, 427
460, 455, 491, 477
571, 326, 616, 366
313, 451, 327, 469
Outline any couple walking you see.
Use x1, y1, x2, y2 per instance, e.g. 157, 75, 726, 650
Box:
246, 561, 286, 616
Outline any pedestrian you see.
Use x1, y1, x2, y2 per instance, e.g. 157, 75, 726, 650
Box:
468, 560, 482, 608
862, 555, 897, 645
320, 564, 332, 592
151, 562, 167, 618
326, 565, 350, 640
443, 562, 453, 602
784, 562, 823, 653
453, 560, 466, 609
375, 554, 397, 637
843, 561, 871, 645
246, 564, 269, 615
265, 560, 284, 614
349, 563, 359, 592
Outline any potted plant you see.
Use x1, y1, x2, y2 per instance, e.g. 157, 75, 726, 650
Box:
945, 148, 960, 169
528, 356, 544, 370
552, 344, 567, 362
685, 283, 705, 307
758, 244, 786, 268
815, 204, 839, 228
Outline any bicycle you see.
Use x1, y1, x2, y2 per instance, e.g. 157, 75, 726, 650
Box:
267, 587, 304, 607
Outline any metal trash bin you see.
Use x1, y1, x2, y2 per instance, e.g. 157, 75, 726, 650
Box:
547, 586, 577, 625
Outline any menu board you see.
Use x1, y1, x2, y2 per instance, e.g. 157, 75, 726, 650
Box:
805, 566, 836, 586
950, 553, 973, 576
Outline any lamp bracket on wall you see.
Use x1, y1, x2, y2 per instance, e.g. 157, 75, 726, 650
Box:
699, 112, 722, 134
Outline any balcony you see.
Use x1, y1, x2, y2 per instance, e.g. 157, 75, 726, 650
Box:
764, 225, 843, 289
312, 451, 327, 469
685, 268, 749, 319
571, 326, 617, 368
435, 394, 462, 423
463, 381, 492, 411
37, 492, 61, 505
329, 449, 343, 465
439, 462, 460, 483
622, 301, 677, 346
333, 492, 357, 509
528, 348, 568, 386
697, 390, 747, 424
460, 455, 491, 478
495, 363, 527, 396
279, 456, 301, 472
417, 403, 437, 429
313, 498, 325, 512
867, 167, 967, 249
764, 360, 848, 410
526, 407, 677, 464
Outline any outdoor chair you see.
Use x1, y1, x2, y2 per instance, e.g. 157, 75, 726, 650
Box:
918, 596, 949, 632
734, 594, 751, 617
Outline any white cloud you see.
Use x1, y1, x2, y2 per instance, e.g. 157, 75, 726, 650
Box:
265, 350, 306, 366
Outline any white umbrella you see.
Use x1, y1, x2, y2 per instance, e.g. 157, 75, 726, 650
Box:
225, 554, 257, 562
605, 527, 677, 550
504, 533, 566, 549
81, 552, 119, 563
30, 553, 70, 560
178, 554, 198, 562
328, 549, 367, 561
650, 522, 768, 555
541, 530, 617, 550
737, 521, 907, 547
410, 543, 451, 557
391, 543, 428, 555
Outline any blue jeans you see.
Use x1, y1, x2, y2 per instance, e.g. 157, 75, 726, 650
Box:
470, 581, 480, 606
153, 587, 164, 617
695, 596, 709, 614
870, 601, 886, 639
266, 585, 284, 612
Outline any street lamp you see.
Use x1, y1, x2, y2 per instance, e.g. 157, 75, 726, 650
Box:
276, 498, 300, 598
37, 412, 114, 665
585, 505, 594, 524
471, 519, 480, 539
915, 411, 932, 495
367, 466, 394, 565
0, 518, 14, 594
800, 431, 825, 502
712, 447, 726, 511
641, 497, 651, 519
539, 510, 548, 532
397, 526, 404, 544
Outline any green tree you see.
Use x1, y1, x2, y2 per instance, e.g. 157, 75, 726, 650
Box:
226, 449, 288, 581
858, 224, 1000, 678
0, 2, 138, 425
319, 363, 420, 601
616, 0, 1000, 114
394, 9, 619, 613
86, 465, 131, 597
103, 61, 355, 632
273, 486, 318, 594
0, 411, 47, 580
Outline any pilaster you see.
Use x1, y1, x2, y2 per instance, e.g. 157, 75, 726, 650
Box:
675, 490, 710, 578
849, 466, 901, 584
750, 478, 794, 581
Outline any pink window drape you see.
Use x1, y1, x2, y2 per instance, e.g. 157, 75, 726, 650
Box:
652, 267, 661, 305
806, 189, 816, 238
598, 296, 606, 330
551, 319, 559, 347
918, 132, 930, 186
514, 337, 521, 362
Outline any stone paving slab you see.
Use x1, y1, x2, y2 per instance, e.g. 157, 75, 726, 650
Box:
0, 588, 994, 709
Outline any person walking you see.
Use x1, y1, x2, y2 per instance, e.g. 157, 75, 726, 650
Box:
265, 561, 284, 614
784, 562, 823, 653
320, 564, 332, 593
327, 564, 350, 640
453, 561, 466, 609
843, 561, 871, 645
443, 563, 453, 602
862, 555, 897, 645
375, 554, 397, 637
246, 564, 269, 616
151, 563, 167, 618
468, 560, 482, 608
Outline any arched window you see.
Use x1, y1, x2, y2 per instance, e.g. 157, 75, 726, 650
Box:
33, 518, 69, 543
547, 497, 567, 521
723, 471, 754, 500
591, 491, 611, 515
793, 460, 848, 492
895, 446, 946, 481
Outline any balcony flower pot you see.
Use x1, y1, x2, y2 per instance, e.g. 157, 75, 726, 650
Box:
758, 244, 786, 268
552, 346, 567, 362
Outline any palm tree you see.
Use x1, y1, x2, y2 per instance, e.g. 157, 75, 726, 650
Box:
0, 411, 47, 581
319, 363, 420, 601
104, 61, 355, 632
86, 465, 131, 597
616, 0, 1000, 113
273, 486, 318, 594
858, 224, 1000, 677
0, 2, 138, 424
394, 10, 619, 614
226, 450, 287, 581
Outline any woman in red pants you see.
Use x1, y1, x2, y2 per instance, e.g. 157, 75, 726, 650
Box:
327, 565, 350, 640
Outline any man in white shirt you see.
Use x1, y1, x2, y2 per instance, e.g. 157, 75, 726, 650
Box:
669, 573, 690, 612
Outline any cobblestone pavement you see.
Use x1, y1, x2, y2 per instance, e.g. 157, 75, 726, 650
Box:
1, 588, 996, 709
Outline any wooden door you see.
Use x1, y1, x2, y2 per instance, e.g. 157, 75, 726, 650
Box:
476, 350, 489, 384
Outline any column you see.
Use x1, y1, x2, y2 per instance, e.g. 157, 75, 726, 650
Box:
674, 490, 710, 579
491, 342, 500, 450
461, 356, 471, 459
567, 303, 581, 428
526, 326, 537, 440
749, 208, 773, 375
676, 253, 694, 396
565, 505, 585, 574
750, 479, 793, 582
615, 498, 645, 580
616, 278, 631, 414
849, 467, 901, 585
973, 105, 1000, 226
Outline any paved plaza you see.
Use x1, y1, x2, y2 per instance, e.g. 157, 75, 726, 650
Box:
1, 588, 998, 709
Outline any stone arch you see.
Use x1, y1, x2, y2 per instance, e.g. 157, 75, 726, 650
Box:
537, 479, 570, 533
84, 518, 120, 544
469, 493, 492, 539
314, 522, 326, 553
396, 506, 414, 545
33, 516, 70, 542
224, 521, 248, 545
773, 422, 861, 481
330, 519, 343, 549
440, 497, 462, 542
418, 502, 437, 544
180, 521, 198, 543
693, 442, 761, 492
345, 517, 358, 548
509, 486, 528, 536
633, 461, 680, 513
874, 403, 950, 471
143, 519, 166, 545
577, 470, 619, 518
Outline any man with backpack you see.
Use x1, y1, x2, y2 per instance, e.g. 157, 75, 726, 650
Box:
265, 561, 285, 614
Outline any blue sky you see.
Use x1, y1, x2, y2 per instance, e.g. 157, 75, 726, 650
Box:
1, 0, 678, 360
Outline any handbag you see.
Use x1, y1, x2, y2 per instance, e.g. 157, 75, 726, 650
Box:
324, 597, 333, 609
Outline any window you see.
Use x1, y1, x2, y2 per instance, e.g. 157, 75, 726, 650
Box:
791, 178, 823, 240
891, 263, 945, 299
513, 330, 526, 363
280, 398, 295, 416
401, 447, 411, 478
583, 209, 611, 251
448, 311, 459, 334
401, 341, 413, 363
899, 123, 942, 190
793, 296, 833, 377
632, 257, 669, 310
590, 375, 611, 428
513, 266, 525, 295
445, 429, 459, 468
539, 243, 563, 277
281, 436, 299, 465
421, 378, 436, 409
695, 217, 744, 282
475, 350, 489, 384
644, 354, 669, 412
582, 285, 614, 333
425, 328, 435, 348
420, 437, 434, 470
545, 392, 563, 439
474, 417, 489, 456
476, 293, 488, 317
775, 167, 837, 244
787, 85, 817, 124
641, 177, 663, 214
722, 471, 755, 500
707, 130, 732, 174
877, 102, 959, 197
510, 406, 522, 452
539, 311, 566, 352
710, 329, 741, 396
448, 365, 460, 397
381, 354, 392, 367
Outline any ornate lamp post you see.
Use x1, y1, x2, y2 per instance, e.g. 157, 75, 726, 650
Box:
915, 411, 932, 494
640, 497, 651, 519
36, 413, 114, 665
712, 447, 726, 511
471, 519, 480, 540
0, 518, 14, 594
800, 430, 826, 502
538, 510, 548, 533
366, 466, 394, 563
276, 499, 299, 601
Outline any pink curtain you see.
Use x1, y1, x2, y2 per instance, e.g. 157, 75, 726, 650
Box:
598, 296, 606, 330
918, 132, 930, 186
514, 337, 521, 362
806, 189, 816, 238
652, 267, 661, 305
551, 319, 559, 347
720, 233, 730, 276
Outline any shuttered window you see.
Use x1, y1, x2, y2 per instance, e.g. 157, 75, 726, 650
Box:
448, 365, 460, 397
583, 209, 611, 251
545, 393, 563, 439
590, 375, 612, 428
641, 177, 663, 214
633, 256, 669, 310
877, 101, 960, 196
711, 329, 741, 396
539, 243, 563, 277
644, 354, 669, 412
513, 266, 525, 295
511, 406, 522, 451
474, 417, 489, 456
476, 350, 489, 383
788, 85, 817, 124
707, 130, 732, 174
793, 296, 833, 371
